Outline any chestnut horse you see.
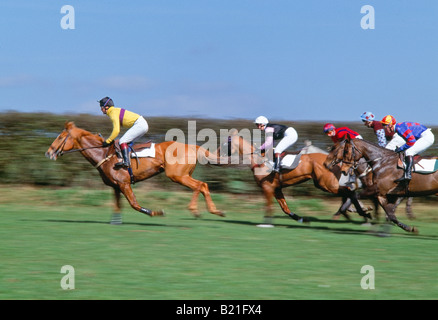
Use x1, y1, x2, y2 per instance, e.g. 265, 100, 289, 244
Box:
46, 122, 226, 223
226, 132, 372, 224
324, 138, 438, 233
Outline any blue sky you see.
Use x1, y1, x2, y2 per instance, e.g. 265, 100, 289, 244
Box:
0, 0, 437, 124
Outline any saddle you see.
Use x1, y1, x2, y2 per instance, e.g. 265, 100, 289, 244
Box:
277, 150, 302, 170
114, 140, 153, 154
114, 140, 155, 170
112, 140, 155, 185
277, 141, 325, 171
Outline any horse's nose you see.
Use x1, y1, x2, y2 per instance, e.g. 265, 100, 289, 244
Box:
45, 150, 56, 160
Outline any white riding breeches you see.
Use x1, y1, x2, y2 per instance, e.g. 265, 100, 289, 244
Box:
120, 116, 149, 144
275, 127, 298, 154
386, 129, 434, 156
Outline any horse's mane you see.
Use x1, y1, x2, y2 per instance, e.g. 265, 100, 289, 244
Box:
354, 138, 395, 157
68, 122, 103, 142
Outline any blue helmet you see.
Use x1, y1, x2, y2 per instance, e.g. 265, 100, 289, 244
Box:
360, 111, 375, 122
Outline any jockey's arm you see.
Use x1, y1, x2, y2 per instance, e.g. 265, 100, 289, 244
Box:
105, 111, 121, 144
375, 129, 387, 147
259, 127, 274, 150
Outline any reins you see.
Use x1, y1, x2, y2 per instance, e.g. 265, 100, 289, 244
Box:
343, 139, 383, 172
60, 145, 105, 155
54, 131, 115, 168
55, 131, 106, 157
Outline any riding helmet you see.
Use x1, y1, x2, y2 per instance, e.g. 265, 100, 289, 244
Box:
360, 111, 375, 122
381, 115, 396, 126
99, 97, 114, 108
254, 116, 269, 125
323, 123, 336, 133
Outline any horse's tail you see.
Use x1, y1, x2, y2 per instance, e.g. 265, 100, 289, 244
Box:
196, 146, 230, 166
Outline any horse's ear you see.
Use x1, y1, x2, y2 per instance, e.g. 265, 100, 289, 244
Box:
64, 121, 75, 131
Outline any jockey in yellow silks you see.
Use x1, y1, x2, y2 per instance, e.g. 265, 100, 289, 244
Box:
99, 97, 149, 169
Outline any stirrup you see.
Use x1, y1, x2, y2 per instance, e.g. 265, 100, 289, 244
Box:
115, 161, 129, 169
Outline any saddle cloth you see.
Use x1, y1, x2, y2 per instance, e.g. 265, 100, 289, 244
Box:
398, 157, 438, 173
131, 143, 156, 158
413, 159, 438, 173
280, 154, 301, 170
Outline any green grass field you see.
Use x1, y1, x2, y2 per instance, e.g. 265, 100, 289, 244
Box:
1, 186, 437, 300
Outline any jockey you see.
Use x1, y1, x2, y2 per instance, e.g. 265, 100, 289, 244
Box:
323, 123, 362, 188
99, 97, 149, 169
254, 116, 298, 173
360, 111, 394, 147
382, 115, 435, 182
323, 123, 363, 143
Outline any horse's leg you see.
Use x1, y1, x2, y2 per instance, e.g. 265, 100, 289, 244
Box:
187, 187, 202, 218
261, 184, 275, 224
119, 183, 164, 217
377, 195, 418, 233
167, 174, 224, 217
333, 196, 352, 220
372, 197, 380, 220
273, 187, 307, 223
405, 197, 415, 220
348, 192, 372, 220
110, 187, 123, 225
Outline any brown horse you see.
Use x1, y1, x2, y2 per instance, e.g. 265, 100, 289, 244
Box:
226, 132, 372, 224
324, 138, 437, 233
46, 122, 226, 223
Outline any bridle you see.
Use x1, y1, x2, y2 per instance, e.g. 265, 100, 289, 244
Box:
330, 139, 383, 175
54, 131, 105, 156
342, 139, 362, 169
52, 130, 113, 168
51, 131, 71, 158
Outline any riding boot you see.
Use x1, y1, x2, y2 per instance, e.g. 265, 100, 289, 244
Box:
395, 155, 413, 182
404, 155, 413, 181
273, 153, 281, 173
115, 143, 130, 169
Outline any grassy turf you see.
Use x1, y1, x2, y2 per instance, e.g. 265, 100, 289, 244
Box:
0, 186, 437, 300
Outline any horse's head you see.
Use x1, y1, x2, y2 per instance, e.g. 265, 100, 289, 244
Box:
45, 121, 77, 160
324, 140, 346, 171
339, 138, 359, 174
324, 138, 361, 174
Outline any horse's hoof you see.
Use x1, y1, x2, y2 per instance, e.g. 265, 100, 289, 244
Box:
213, 211, 226, 217
151, 210, 165, 217
411, 226, 419, 234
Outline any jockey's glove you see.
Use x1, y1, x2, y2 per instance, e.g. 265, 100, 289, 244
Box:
102, 141, 113, 148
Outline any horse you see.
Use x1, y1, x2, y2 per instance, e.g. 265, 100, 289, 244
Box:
225, 132, 373, 224
324, 137, 438, 233
45, 121, 226, 223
